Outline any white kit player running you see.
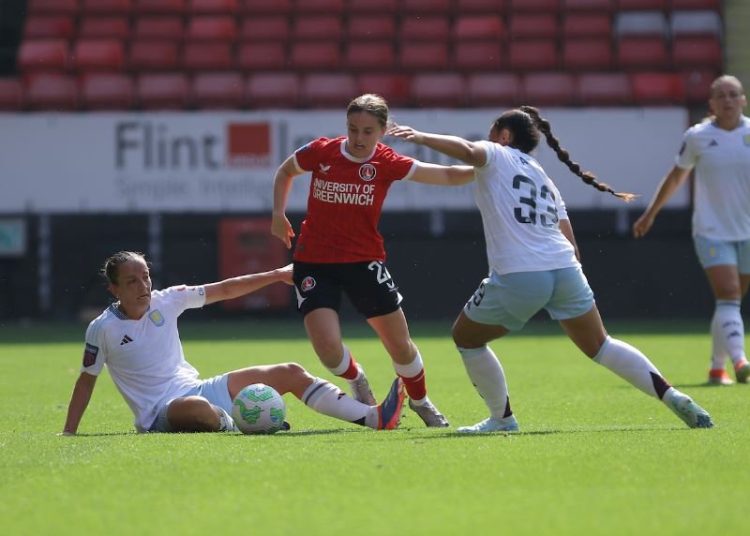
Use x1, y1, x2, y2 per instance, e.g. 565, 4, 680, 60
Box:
634, 75, 750, 386
389, 106, 714, 432
61, 251, 405, 435
271, 93, 474, 427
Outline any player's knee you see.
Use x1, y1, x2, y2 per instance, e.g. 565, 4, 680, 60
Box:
282, 362, 311, 381
168, 396, 219, 432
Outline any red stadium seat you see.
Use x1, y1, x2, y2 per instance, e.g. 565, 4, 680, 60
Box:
0, 79, 24, 111
453, 16, 505, 41
239, 17, 289, 41
301, 73, 357, 107
347, 17, 396, 41
577, 72, 632, 105
453, 41, 504, 71
241, 0, 292, 15
23, 16, 75, 39
402, 0, 452, 13
81, 72, 135, 109
509, 14, 559, 39
672, 35, 722, 67
399, 42, 449, 70
522, 72, 576, 105
466, 73, 521, 107
289, 42, 341, 70
192, 72, 245, 109
454, 0, 506, 12
137, 73, 190, 109
134, 0, 186, 14
562, 0, 615, 11
129, 41, 180, 71
682, 69, 716, 103
28, 0, 79, 14
133, 17, 184, 40
508, 0, 561, 10
508, 40, 558, 70
617, 0, 668, 9
292, 0, 345, 14
72, 40, 126, 72
186, 16, 237, 41
25, 73, 79, 110
183, 42, 233, 70
246, 73, 300, 108
563, 38, 614, 70
630, 72, 684, 104
344, 41, 395, 71
400, 17, 450, 41
79, 17, 131, 39
82, 0, 132, 14
562, 13, 612, 38
356, 73, 411, 106
236, 42, 287, 70
18, 40, 70, 71
190, 0, 239, 13
292, 16, 343, 41
617, 36, 669, 69
347, 0, 397, 13
411, 73, 465, 107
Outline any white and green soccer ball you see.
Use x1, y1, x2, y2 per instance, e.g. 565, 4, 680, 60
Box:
232, 383, 286, 435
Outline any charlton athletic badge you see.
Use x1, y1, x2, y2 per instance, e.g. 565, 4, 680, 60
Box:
358, 163, 377, 181
301, 276, 316, 292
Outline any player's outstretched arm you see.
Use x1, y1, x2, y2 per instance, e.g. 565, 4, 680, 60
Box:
203, 264, 293, 305
272, 155, 302, 249
633, 165, 691, 238
388, 125, 487, 166
61, 372, 97, 435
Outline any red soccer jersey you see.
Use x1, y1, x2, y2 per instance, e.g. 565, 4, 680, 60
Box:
292, 136, 416, 263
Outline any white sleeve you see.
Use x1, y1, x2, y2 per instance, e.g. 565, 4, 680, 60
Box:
81, 319, 106, 375
675, 127, 698, 170
157, 285, 207, 314
474, 140, 495, 170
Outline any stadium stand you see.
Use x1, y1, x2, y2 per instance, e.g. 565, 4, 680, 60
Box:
3, 0, 726, 110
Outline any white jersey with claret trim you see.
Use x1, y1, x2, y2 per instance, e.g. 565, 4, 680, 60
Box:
675, 116, 750, 241
81, 285, 207, 432
473, 140, 580, 276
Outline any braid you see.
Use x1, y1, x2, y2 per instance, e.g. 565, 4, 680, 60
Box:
519, 106, 636, 203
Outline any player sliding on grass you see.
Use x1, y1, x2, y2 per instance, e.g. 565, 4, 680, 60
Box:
389, 106, 714, 432
61, 251, 405, 435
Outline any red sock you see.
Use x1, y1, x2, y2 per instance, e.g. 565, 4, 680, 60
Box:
400, 369, 427, 401
339, 355, 360, 380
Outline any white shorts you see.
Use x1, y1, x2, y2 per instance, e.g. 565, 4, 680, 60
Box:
463, 266, 595, 331
693, 234, 750, 273
148, 374, 232, 433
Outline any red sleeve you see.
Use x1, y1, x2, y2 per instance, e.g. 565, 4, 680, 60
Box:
380, 144, 416, 181
294, 137, 328, 172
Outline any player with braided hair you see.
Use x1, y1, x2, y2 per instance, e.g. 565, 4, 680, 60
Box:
388, 107, 713, 432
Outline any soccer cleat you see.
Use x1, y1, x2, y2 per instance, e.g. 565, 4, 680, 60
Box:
376, 378, 406, 430
664, 390, 714, 429
349, 368, 377, 406
707, 368, 734, 386
408, 398, 450, 428
456, 415, 519, 434
734, 360, 750, 384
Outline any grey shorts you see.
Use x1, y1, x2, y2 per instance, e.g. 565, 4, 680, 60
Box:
693, 234, 750, 273
463, 266, 595, 331
148, 373, 232, 433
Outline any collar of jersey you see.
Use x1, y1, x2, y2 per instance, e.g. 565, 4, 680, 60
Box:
109, 302, 150, 320
339, 139, 376, 163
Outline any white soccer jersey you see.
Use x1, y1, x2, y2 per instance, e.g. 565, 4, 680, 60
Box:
473, 140, 580, 275
81, 285, 207, 432
676, 116, 750, 240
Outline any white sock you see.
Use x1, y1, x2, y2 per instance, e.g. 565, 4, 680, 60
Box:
457, 345, 511, 419
710, 307, 729, 370
327, 345, 352, 376
593, 336, 670, 399
301, 378, 377, 428
713, 300, 747, 366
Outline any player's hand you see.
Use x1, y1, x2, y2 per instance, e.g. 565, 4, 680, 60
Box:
271, 213, 295, 249
276, 264, 293, 286
387, 125, 424, 144
632, 213, 655, 238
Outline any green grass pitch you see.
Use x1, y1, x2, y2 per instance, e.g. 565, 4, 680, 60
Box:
0, 319, 746, 535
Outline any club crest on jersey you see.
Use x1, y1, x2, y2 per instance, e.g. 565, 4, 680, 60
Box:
301, 276, 316, 292
358, 163, 377, 181
148, 309, 165, 326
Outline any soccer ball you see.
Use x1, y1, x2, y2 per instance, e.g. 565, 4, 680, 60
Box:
232, 383, 286, 435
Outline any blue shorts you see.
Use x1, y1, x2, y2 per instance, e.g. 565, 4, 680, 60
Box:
463, 266, 595, 331
693, 234, 750, 273
148, 374, 233, 433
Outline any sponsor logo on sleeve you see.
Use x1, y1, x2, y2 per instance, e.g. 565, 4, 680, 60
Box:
83, 343, 98, 367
